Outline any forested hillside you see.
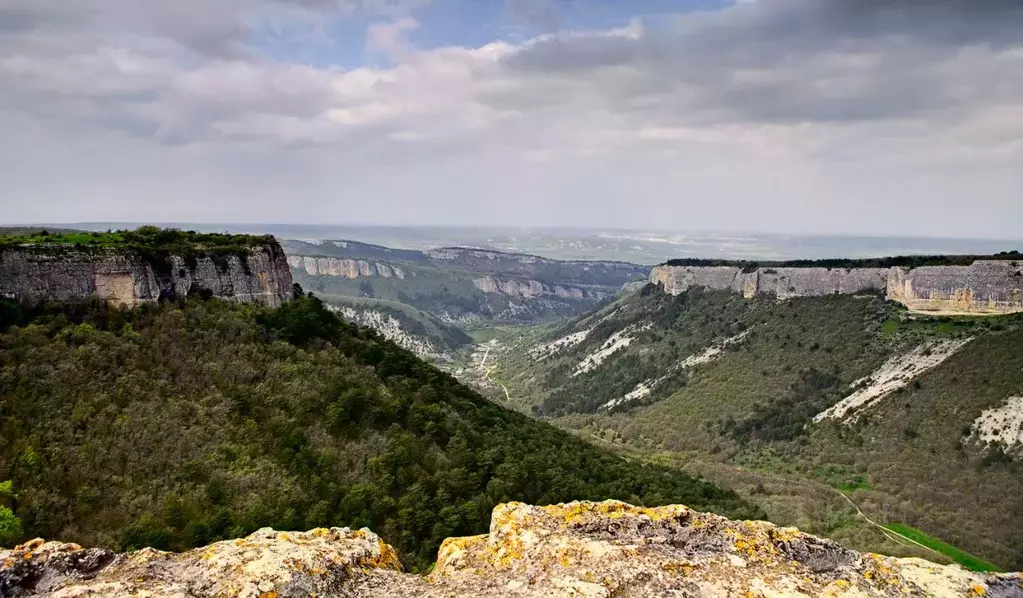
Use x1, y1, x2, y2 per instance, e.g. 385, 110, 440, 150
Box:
491, 287, 1023, 570
0, 292, 759, 570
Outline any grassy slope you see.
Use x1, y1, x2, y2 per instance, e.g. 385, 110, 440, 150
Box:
492, 289, 1023, 569
883, 523, 1003, 572
0, 296, 760, 570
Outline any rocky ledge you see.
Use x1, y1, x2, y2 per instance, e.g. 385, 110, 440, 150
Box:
2, 501, 1020, 597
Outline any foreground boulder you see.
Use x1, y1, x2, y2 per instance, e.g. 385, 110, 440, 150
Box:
3, 501, 1020, 597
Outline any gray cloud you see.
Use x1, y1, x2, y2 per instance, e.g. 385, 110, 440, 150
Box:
0, 0, 1021, 238
499, 0, 1023, 126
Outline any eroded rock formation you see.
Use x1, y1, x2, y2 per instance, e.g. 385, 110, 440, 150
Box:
0, 245, 293, 308
286, 255, 406, 279
3, 501, 1018, 597
472, 276, 592, 300
651, 260, 1023, 314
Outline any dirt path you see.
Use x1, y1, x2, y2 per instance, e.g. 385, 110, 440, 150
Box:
830, 489, 942, 557
478, 343, 513, 402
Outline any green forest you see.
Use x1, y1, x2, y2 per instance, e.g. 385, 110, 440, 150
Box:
0, 291, 760, 570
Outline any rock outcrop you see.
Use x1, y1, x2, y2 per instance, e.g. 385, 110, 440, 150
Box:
1, 244, 293, 308
472, 276, 592, 300
4, 501, 1019, 597
651, 260, 1023, 314
286, 255, 406, 279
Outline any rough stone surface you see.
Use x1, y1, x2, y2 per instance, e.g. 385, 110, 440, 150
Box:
1, 244, 293, 308
1, 527, 401, 597
472, 276, 593, 300
288, 255, 406, 280
888, 261, 1023, 314
4, 501, 1019, 597
651, 261, 1023, 314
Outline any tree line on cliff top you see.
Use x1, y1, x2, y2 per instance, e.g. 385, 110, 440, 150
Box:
663, 250, 1022, 271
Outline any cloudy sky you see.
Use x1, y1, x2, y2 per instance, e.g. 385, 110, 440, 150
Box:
2, 0, 1022, 238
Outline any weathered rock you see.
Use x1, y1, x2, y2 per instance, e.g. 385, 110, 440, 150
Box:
1, 244, 293, 308
1, 527, 401, 597
650, 260, 1023, 314
3, 501, 1019, 597
472, 276, 594, 300
288, 256, 406, 280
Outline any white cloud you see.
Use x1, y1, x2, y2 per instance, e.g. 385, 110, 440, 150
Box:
1, 0, 1022, 238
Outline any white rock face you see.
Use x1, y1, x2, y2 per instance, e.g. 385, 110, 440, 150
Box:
332, 306, 444, 359
0, 246, 294, 308
529, 330, 592, 360
602, 329, 753, 410
572, 324, 650, 376
972, 396, 1023, 455
471, 276, 591, 300
814, 338, 974, 422
650, 260, 1023, 315
288, 256, 405, 279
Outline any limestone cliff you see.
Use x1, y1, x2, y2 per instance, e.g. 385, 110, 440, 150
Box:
3, 501, 1019, 597
0, 244, 293, 308
287, 255, 406, 279
472, 276, 593, 300
651, 260, 1023, 314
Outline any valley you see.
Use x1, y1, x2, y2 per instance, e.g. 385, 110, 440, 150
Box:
273, 231, 1023, 571
2, 227, 1021, 586
485, 287, 1023, 571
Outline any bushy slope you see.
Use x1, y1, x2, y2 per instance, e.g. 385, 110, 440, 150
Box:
0, 294, 760, 570
494, 287, 1023, 569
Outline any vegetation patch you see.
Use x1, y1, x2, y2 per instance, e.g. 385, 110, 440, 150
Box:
0, 226, 277, 274
882, 523, 1003, 572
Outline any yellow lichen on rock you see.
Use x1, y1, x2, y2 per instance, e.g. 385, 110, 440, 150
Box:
2, 501, 1021, 597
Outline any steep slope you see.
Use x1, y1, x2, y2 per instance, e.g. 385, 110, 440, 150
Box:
5, 501, 1021, 597
0, 295, 759, 571
322, 294, 473, 359
282, 238, 646, 325
492, 286, 1023, 569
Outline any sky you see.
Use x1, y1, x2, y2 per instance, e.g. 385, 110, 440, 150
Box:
1, 0, 1022, 239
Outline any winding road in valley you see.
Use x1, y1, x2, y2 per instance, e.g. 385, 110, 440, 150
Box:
478, 342, 513, 402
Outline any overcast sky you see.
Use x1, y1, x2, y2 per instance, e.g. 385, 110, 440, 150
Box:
2, 0, 1022, 238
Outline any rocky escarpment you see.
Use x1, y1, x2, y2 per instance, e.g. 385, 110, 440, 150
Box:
287, 255, 406, 279
0, 244, 293, 308
472, 276, 596, 300
651, 260, 1023, 314
3, 501, 1019, 597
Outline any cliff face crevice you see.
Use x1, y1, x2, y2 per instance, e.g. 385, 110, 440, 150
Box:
2, 500, 1019, 597
0, 244, 293, 307
651, 260, 1023, 314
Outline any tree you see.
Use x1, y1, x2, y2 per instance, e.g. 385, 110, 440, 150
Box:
0, 481, 22, 547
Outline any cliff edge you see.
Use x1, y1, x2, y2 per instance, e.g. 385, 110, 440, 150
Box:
3, 501, 1019, 597
0, 229, 293, 307
650, 260, 1023, 315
